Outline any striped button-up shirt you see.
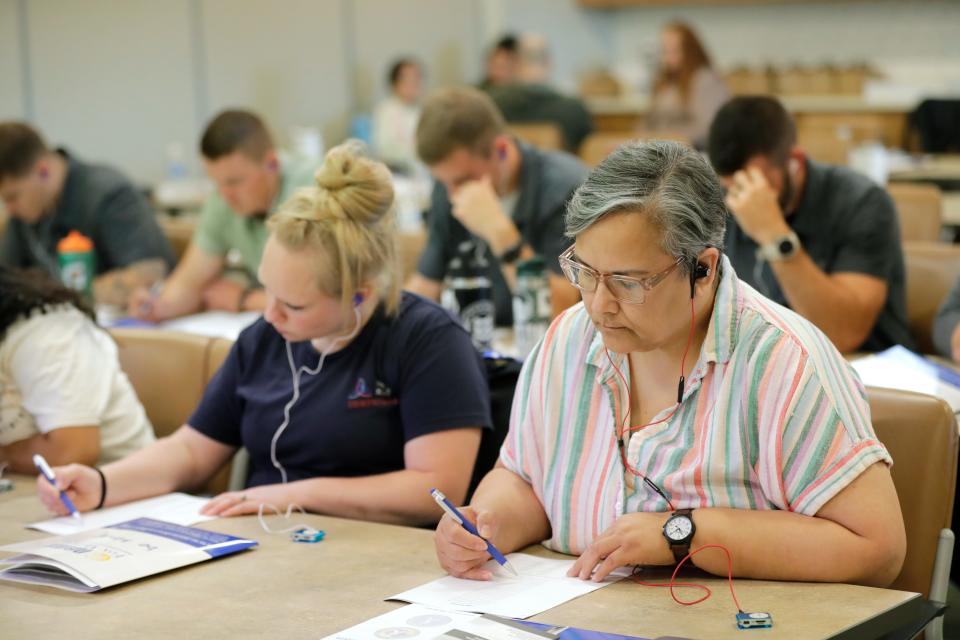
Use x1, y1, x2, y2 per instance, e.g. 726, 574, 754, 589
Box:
501, 256, 891, 555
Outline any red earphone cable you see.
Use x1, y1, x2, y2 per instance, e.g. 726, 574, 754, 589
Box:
632, 544, 744, 612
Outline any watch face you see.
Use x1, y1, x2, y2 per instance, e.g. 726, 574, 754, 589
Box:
778, 238, 795, 255
665, 516, 693, 541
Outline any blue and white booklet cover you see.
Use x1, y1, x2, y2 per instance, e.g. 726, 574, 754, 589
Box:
0, 517, 256, 592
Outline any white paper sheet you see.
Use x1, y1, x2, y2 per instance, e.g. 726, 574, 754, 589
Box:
388, 554, 627, 619
28, 493, 213, 535
851, 346, 960, 411
321, 605, 480, 640
160, 311, 261, 340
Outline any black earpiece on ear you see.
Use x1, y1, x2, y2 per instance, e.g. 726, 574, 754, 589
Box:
689, 261, 710, 299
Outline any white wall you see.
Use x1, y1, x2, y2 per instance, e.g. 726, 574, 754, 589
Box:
200, 0, 351, 157
0, 0, 26, 120
24, 0, 198, 182
351, 0, 484, 110
5, 0, 958, 184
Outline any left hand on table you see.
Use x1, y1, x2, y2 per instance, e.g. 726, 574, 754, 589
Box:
567, 512, 675, 582
202, 278, 245, 312
724, 168, 791, 246
201, 485, 295, 517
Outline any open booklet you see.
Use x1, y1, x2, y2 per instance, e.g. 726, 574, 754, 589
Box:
0, 517, 256, 592
323, 605, 650, 640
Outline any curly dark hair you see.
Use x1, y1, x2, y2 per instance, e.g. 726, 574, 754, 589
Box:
0, 266, 96, 341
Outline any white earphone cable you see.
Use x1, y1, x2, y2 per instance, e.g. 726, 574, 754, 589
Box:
270, 306, 363, 484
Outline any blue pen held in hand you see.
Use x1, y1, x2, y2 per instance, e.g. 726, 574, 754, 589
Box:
430, 488, 519, 577
33, 454, 82, 521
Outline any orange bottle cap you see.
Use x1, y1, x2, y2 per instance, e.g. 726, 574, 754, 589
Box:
57, 230, 93, 253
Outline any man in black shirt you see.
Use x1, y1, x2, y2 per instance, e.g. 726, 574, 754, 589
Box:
707, 96, 913, 353
406, 87, 586, 326
0, 122, 174, 306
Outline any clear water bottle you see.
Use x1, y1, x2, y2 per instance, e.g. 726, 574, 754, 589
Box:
442, 240, 495, 351
513, 256, 551, 358
57, 230, 95, 300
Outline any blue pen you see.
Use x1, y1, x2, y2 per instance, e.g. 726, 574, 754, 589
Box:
431, 488, 518, 577
33, 454, 81, 521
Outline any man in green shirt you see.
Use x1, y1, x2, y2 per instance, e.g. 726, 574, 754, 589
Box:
129, 110, 315, 320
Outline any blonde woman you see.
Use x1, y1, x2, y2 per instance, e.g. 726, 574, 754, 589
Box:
38, 143, 492, 527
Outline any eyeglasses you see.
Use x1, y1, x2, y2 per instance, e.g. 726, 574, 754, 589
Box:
559, 245, 683, 305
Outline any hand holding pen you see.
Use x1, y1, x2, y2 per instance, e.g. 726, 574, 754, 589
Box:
33, 454, 82, 521
431, 489, 519, 580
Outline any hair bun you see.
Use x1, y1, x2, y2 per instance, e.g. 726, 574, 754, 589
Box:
313, 140, 394, 226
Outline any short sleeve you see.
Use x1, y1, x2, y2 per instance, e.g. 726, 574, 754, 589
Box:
416, 183, 452, 282
499, 333, 548, 485
95, 185, 176, 270
191, 196, 231, 259
186, 340, 245, 447
755, 333, 891, 516
8, 314, 114, 431
831, 187, 900, 280
397, 319, 492, 441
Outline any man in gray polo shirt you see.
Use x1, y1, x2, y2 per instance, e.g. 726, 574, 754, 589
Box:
707, 96, 913, 353
0, 122, 175, 306
406, 87, 587, 326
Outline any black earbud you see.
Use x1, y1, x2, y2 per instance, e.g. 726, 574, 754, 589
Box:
688, 261, 710, 299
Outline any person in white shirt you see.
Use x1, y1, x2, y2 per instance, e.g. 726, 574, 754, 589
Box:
0, 267, 154, 473
372, 58, 424, 173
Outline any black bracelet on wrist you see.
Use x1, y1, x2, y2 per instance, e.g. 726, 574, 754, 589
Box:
94, 467, 107, 510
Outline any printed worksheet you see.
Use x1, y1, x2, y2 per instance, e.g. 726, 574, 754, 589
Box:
29, 493, 213, 535
389, 554, 628, 619
321, 604, 480, 640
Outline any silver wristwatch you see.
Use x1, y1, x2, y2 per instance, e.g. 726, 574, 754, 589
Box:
756, 230, 801, 262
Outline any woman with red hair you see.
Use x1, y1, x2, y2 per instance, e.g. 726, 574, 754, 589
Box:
648, 22, 729, 149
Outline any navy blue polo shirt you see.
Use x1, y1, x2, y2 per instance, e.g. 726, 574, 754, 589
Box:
188, 292, 493, 487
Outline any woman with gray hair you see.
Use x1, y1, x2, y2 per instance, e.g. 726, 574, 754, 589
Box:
434, 141, 905, 587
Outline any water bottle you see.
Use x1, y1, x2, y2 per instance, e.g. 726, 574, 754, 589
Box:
57, 230, 95, 299
513, 256, 551, 358
442, 240, 495, 351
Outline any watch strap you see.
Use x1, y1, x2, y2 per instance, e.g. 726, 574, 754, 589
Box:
498, 238, 525, 265
757, 230, 800, 263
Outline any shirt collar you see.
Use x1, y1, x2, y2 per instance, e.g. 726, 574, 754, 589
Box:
585, 255, 742, 382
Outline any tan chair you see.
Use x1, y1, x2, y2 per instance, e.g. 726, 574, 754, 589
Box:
579, 133, 638, 167
157, 214, 198, 263
110, 328, 238, 494
902, 242, 960, 354
889, 183, 944, 243
506, 123, 565, 151
797, 126, 853, 166
867, 386, 956, 639
398, 231, 427, 284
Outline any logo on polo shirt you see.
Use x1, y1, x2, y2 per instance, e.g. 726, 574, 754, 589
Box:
347, 377, 399, 409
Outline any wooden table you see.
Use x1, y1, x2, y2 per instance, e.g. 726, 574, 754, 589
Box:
0, 476, 923, 640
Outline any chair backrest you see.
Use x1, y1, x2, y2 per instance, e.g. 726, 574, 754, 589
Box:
902, 242, 960, 353
111, 328, 237, 493
506, 123, 565, 151
398, 230, 427, 284
157, 214, 198, 263
579, 133, 638, 167
797, 126, 853, 166
111, 328, 212, 438
888, 182, 943, 243
866, 386, 958, 597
